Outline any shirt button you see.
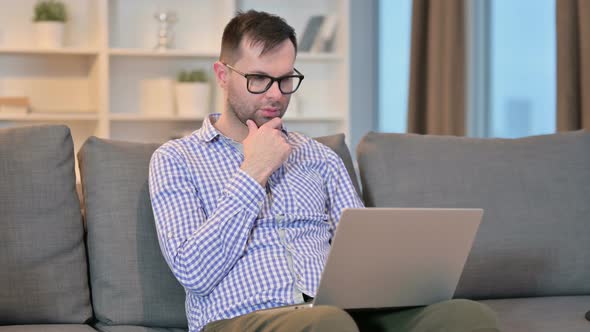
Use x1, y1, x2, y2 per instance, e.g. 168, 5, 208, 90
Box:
277, 214, 284, 222
167, 232, 173, 239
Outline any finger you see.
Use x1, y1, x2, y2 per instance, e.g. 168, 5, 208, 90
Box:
246, 119, 258, 134
261, 117, 282, 130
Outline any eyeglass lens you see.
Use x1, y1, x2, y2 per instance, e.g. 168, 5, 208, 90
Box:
247, 75, 301, 94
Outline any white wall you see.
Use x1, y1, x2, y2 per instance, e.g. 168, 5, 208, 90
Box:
349, 0, 378, 155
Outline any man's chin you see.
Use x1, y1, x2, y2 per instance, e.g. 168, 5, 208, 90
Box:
254, 115, 283, 127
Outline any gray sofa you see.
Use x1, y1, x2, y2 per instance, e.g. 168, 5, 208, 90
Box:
0, 124, 588, 331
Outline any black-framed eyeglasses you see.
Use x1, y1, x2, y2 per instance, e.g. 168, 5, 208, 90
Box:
223, 63, 304, 94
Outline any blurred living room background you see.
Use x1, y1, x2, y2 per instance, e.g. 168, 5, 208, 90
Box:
0, 0, 587, 171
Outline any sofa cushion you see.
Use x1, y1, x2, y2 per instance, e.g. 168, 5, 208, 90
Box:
77, 132, 357, 328
314, 133, 361, 196
480, 296, 590, 332
93, 323, 186, 332
356, 131, 590, 299
0, 125, 92, 324
78, 137, 187, 328
0, 325, 98, 332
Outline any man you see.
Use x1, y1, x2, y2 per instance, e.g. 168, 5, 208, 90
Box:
149, 10, 499, 332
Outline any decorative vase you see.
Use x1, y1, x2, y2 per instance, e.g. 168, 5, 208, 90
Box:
175, 82, 210, 118
35, 22, 64, 48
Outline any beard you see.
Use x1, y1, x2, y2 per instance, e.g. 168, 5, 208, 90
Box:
227, 93, 289, 128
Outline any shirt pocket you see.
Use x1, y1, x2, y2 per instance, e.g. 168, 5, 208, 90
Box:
284, 163, 328, 215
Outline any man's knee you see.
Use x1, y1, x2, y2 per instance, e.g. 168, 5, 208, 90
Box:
445, 299, 498, 322
429, 299, 499, 331
304, 305, 359, 332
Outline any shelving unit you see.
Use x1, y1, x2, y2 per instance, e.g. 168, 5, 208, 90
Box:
0, 0, 351, 153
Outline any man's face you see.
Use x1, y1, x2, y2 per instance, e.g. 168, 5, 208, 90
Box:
226, 38, 296, 127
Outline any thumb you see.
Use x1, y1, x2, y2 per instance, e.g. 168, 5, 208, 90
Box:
246, 119, 258, 135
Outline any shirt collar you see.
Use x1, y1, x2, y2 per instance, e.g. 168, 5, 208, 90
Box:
196, 113, 289, 143
196, 113, 221, 142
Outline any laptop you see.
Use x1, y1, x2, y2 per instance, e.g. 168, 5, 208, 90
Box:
258, 208, 483, 313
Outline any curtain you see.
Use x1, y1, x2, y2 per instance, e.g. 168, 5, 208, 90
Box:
407, 0, 466, 135
556, 0, 590, 131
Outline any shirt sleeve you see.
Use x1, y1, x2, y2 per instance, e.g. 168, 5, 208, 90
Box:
324, 148, 365, 234
148, 150, 265, 296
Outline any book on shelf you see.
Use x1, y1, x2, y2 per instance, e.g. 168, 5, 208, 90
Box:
0, 96, 30, 114
299, 15, 325, 52
310, 15, 338, 53
299, 15, 338, 53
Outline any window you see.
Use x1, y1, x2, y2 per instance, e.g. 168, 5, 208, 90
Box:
471, 0, 556, 138
379, 0, 556, 137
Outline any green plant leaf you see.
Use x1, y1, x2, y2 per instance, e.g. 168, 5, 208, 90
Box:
33, 0, 67, 22
177, 69, 208, 83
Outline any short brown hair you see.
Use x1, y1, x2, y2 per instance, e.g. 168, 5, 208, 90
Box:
220, 10, 297, 64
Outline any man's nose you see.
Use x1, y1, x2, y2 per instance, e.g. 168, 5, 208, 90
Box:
265, 81, 282, 98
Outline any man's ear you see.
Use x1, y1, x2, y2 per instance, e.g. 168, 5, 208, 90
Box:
213, 61, 228, 89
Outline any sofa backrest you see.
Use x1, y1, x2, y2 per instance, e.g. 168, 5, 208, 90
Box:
78, 137, 187, 328
357, 131, 590, 299
315, 133, 361, 196
77, 132, 356, 329
0, 125, 92, 324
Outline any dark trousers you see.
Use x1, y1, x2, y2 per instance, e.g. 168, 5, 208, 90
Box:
204, 299, 500, 332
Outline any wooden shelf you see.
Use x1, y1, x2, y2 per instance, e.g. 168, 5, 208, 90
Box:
0, 112, 99, 121
297, 52, 343, 61
284, 115, 343, 122
109, 48, 219, 58
108, 113, 341, 123
107, 50, 342, 61
109, 113, 204, 122
0, 47, 99, 55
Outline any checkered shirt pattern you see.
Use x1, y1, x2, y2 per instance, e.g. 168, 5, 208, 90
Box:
149, 114, 364, 331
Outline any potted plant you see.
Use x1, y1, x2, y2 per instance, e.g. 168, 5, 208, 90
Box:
175, 69, 211, 117
33, 0, 67, 48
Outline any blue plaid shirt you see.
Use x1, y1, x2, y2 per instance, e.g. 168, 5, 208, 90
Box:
149, 114, 363, 331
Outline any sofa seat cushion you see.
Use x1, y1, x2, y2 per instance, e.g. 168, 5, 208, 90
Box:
357, 131, 590, 299
0, 325, 97, 331
480, 296, 590, 332
0, 125, 92, 324
93, 323, 186, 332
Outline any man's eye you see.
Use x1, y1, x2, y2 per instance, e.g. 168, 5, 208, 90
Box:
250, 76, 268, 84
